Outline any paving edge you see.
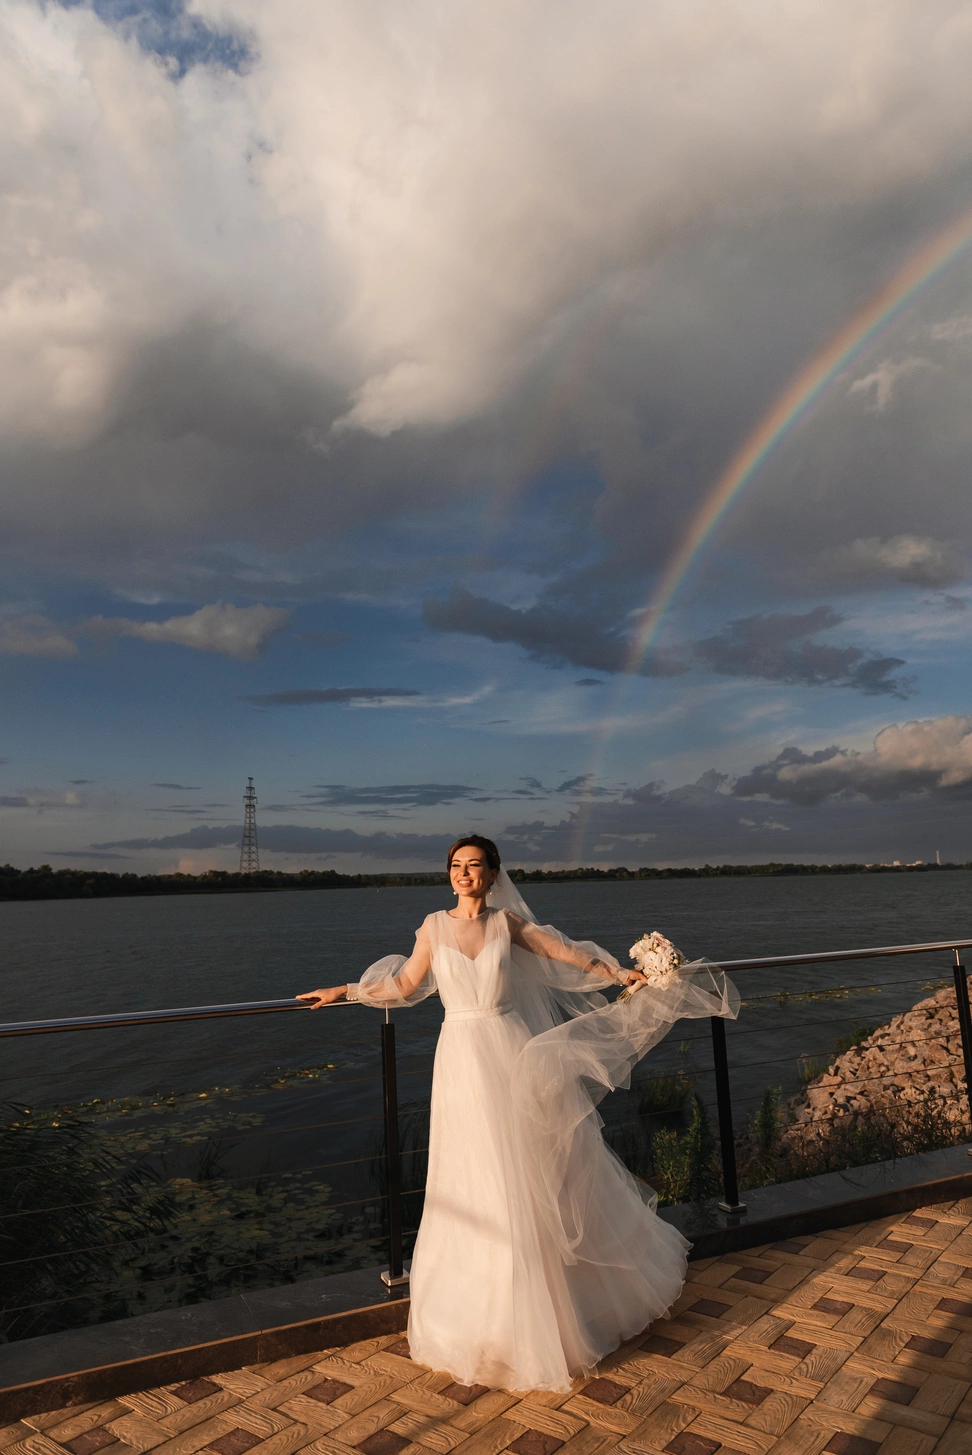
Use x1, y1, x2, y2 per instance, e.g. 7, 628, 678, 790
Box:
663, 1164, 972, 1258
0, 1298, 409, 1425
5, 1160, 972, 1423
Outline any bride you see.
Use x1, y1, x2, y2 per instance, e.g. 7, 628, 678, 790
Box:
298, 835, 737, 1394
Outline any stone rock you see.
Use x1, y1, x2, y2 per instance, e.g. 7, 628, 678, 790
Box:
780, 986, 970, 1150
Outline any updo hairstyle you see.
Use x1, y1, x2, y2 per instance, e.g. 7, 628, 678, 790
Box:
446, 834, 501, 872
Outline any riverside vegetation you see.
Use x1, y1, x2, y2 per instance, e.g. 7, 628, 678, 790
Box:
2, 860, 971, 903
3, 986, 968, 1344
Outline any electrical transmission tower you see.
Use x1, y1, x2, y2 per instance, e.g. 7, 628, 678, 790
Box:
240, 777, 260, 873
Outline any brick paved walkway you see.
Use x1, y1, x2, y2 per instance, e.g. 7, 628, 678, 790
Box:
5, 1198, 972, 1455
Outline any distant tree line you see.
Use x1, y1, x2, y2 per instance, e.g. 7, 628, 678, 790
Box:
0, 859, 969, 902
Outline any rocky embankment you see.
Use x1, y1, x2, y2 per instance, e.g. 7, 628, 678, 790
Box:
782, 986, 970, 1148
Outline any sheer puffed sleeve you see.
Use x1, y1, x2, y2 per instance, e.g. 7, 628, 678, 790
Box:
508, 914, 628, 984
345, 918, 437, 1008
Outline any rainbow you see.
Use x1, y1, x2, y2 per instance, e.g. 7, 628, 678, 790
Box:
566, 202, 972, 864
625, 201, 972, 674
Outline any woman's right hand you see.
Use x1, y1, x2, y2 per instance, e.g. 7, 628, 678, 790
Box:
296, 986, 348, 1009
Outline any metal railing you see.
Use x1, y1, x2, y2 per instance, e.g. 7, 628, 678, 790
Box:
3, 935, 972, 1291
707, 938, 972, 1214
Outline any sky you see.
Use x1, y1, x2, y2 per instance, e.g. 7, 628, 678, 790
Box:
2, 0, 972, 874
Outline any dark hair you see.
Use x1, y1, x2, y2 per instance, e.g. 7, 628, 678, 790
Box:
446, 835, 501, 872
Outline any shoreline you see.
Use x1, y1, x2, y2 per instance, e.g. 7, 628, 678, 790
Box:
2, 858, 971, 903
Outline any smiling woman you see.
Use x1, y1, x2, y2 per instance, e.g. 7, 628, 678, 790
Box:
297, 835, 738, 1391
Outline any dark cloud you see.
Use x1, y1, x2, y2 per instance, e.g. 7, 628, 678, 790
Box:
943, 595, 968, 611
153, 782, 200, 790
0, 796, 29, 808
692, 607, 914, 697
302, 783, 490, 809
241, 688, 422, 707
576, 679, 605, 687
70, 778, 95, 784
555, 774, 614, 798
423, 587, 685, 676
151, 806, 233, 817
94, 823, 451, 860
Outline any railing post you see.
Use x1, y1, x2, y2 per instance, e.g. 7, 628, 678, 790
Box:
710, 1016, 746, 1215
380, 1010, 409, 1288
952, 950, 972, 1143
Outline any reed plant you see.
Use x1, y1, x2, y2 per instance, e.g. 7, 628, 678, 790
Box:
649, 1096, 721, 1206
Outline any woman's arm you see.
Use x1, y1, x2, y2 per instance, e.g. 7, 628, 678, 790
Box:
297, 928, 434, 1008
507, 913, 639, 984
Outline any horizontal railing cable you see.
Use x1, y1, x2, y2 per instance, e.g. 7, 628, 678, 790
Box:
0, 1238, 394, 1318
0, 1184, 410, 1270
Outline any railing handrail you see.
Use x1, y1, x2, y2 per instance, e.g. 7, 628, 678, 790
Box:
715, 936, 972, 972
0, 997, 347, 1038
2, 936, 970, 1037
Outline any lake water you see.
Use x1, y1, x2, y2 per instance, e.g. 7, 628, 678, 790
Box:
3, 872, 969, 1120
2, 873, 970, 1330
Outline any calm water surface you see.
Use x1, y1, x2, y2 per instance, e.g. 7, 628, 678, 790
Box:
2, 875, 970, 1179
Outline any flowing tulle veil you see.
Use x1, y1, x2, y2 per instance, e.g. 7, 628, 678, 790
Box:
487, 866, 543, 920
484, 867, 739, 1265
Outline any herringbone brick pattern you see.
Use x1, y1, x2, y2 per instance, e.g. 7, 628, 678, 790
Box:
5, 1198, 972, 1455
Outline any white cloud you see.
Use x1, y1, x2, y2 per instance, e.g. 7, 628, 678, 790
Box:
927, 314, 972, 343
0, 614, 78, 658
82, 602, 291, 659
826, 535, 967, 588
735, 714, 972, 804
848, 356, 936, 412
5, 0, 972, 450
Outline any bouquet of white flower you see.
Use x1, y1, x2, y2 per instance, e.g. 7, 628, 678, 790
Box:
617, 931, 686, 1000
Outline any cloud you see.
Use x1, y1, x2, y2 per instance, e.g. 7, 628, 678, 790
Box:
82, 603, 290, 660
87, 715, 972, 865
153, 782, 201, 790
928, 314, 972, 343
826, 536, 967, 589
93, 823, 452, 860
8, 0, 972, 453
241, 687, 422, 707
0, 789, 82, 811
0, 614, 78, 658
734, 714, 972, 805
576, 678, 605, 687
2, 0, 972, 627
302, 783, 490, 808
423, 587, 684, 676
692, 606, 913, 697
555, 774, 614, 798
848, 356, 936, 411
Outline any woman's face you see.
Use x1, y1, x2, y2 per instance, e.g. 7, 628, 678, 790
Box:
449, 846, 497, 897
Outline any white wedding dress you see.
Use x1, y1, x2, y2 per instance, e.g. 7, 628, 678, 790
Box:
347, 874, 738, 1393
